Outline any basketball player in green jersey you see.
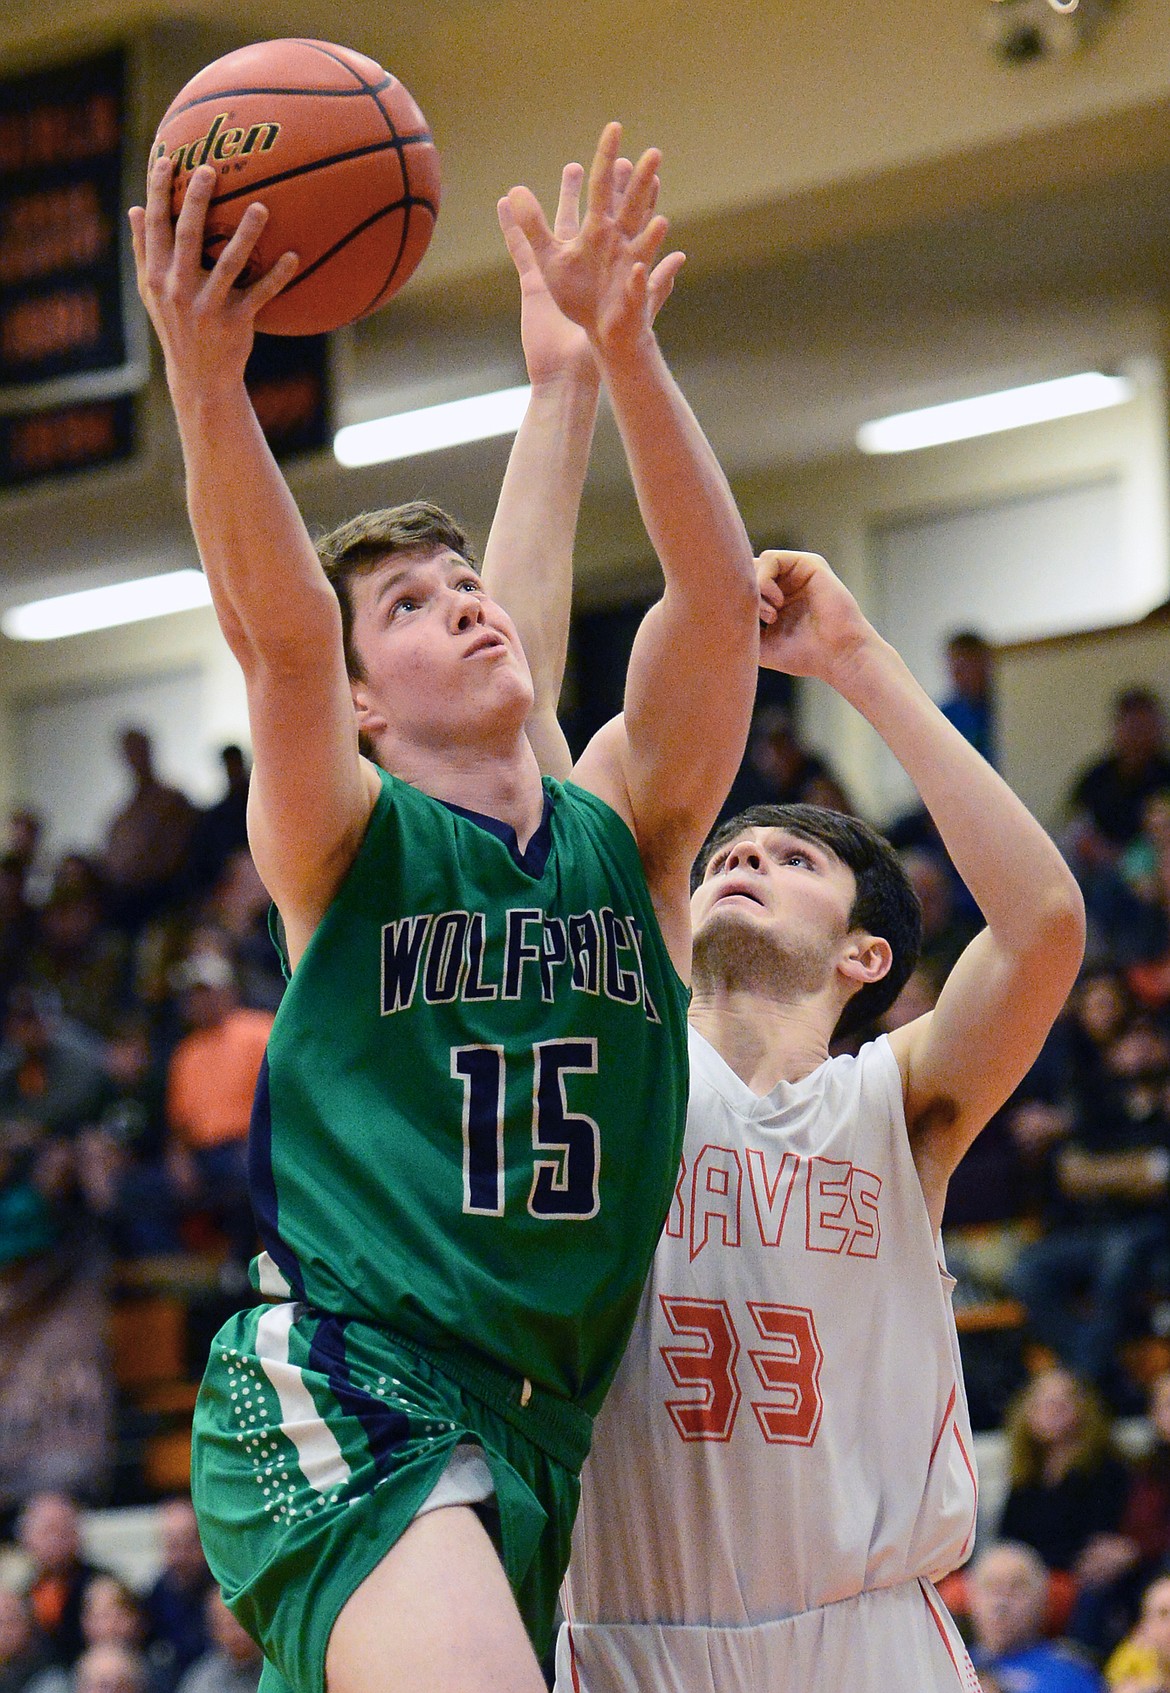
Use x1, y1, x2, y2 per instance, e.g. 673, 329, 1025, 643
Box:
130, 126, 759, 1693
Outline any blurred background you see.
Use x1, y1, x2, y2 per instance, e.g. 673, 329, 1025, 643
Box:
3, 1, 1170, 1689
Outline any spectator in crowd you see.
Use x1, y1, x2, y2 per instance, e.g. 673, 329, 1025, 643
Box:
997, 1368, 1133, 1639
1116, 1373, 1170, 1582
1106, 1572, 1170, 1691
1068, 692, 1170, 916
188, 750, 249, 899
1007, 972, 1170, 1393
101, 732, 195, 935
164, 950, 272, 1271
16, 1496, 108, 1669
1119, 793, 1170, 913
940, 629, 997, 766
142, 1501, 211, 1693
885, 629, 996, 928
193, 854, 282, 1015
968, 1540, 1104, 1691
75, 1015, 182, 1262
21, 1573, 166, 1693
72, 1580, 168, 1693
0, 1095, 115, 1512
0, 984, 110, 1281
0, 1585, 54, 1693
941, 1018, 1074, 1339
1112, 791, 1170, 1009
7, 813, 43, 885
0, 986, 108, 1147
26, 882, 128, 1043
899, 847, 980, 984
173, 1595, 260, 1693
0, 855, 36, 1006
720, 702, 852, 820
78, 1579, 147, 1655
72, 1645, 146, 1693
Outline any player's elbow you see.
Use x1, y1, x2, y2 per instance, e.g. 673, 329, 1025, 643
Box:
674, 533, 757, 603
727, 545, 763, 619
1026, 873, 1087, 988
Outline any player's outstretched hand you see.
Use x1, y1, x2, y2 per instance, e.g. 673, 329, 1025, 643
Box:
756, 550, 875, 684
129, 156, 298, 392
503, 122, 685, 362
498, 156, 682, 387
498, 163, 593, 388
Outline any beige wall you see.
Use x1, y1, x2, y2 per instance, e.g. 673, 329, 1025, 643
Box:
0, 606, 249, 822
999, 616, 1170, 837
732, 342, 1170, 826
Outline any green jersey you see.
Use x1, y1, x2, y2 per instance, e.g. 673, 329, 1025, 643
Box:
249, 770, 690, 1415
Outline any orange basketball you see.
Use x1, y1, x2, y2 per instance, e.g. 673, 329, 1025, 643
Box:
152, 39, 440, 336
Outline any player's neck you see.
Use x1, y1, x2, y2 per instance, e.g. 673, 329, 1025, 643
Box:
384, 733, 547, 848
689, 990, 833, 1095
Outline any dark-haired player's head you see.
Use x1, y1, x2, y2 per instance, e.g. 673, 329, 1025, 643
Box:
691, 803, 922, 1037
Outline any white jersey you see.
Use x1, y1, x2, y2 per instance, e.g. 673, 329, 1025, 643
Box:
557, 1029, 979, 1692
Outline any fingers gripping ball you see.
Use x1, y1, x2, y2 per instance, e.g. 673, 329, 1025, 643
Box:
153, 39, 440, 335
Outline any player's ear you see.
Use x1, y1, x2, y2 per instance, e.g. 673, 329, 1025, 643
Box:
839, 933, 893, 987
351, 680, 387, 741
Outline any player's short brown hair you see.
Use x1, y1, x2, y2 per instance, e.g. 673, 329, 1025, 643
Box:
692, 802, 922, 1037
315, 501, 476, 681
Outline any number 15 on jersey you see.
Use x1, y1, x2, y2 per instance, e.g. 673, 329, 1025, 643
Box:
452, 1039, 601, 1220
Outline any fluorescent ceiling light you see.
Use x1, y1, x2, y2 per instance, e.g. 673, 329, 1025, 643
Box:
334, 385, 531, 468
2, 569, 212, 641
857, 372, 1134, 455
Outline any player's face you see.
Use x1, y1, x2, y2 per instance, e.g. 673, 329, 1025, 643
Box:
693, 828, 854, 938
690, 826, 859, 992
348, 549, 534, 747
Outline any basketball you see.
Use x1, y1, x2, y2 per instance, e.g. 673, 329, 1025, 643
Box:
152, 39, 441, 336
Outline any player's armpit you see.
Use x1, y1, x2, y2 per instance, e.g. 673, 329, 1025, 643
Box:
889, 916, 1084, 1231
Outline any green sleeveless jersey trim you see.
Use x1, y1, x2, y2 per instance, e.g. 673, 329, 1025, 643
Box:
249, 771, 690, 1415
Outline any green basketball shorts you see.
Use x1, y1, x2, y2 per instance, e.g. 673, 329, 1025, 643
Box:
190, 1304, 592, 1693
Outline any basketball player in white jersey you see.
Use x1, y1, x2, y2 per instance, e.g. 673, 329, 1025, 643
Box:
539, 547, 1087, 1691
495, 177, 1085, 1688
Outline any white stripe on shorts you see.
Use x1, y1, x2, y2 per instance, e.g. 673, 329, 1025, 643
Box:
254, 1302, 352, 1496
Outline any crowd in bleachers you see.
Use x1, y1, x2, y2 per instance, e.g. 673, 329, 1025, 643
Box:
5, 657, 1170, 1684
0, 730, 279, 1523
0, 1493, 259, 1693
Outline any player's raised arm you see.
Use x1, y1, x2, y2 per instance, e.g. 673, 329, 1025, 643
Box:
757, 550, 1086, 1231
480, 165, 601, 782
485, 158, 683, 782
130, 157, 376, 945
505, 126, 759, 928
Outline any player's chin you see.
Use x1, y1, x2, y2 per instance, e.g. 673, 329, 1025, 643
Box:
694, 899, 769, 943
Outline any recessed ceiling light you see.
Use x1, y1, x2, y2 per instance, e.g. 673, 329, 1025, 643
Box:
2, 569, 212, 641
334, 385, 532, 468
857, 372, 1134, 454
